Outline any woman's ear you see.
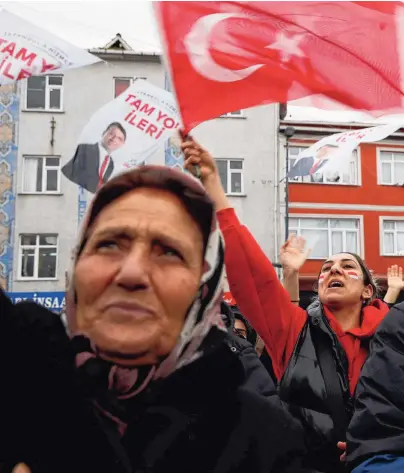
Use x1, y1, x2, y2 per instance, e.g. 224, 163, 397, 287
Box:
362, 284, 373, 301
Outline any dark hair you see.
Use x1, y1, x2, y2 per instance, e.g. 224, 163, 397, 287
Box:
220, 301, 235, 331
316, 252, 378, 305
232, 306, 258, 345
102, 122, 127, 141
78, 166, 213, 258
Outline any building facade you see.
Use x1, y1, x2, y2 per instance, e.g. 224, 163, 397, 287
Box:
279, 120, 404, 307
1, 35, 281, 304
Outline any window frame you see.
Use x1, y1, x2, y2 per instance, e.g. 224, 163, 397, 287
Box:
17, 234, 59, 281
377, 147, 404, 186
21, 155, 62, 194
215, 158, 245, 196
288, 213, 364, 260
379, 216, 404, 256
287, 143, 361, 186
24, 74, 64, 112
113, 76, 147, 98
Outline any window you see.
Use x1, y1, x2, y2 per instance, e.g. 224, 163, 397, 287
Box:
25, 75, 63, 111
288, 146, 359, 185
381, 220, 404, 255
378, 151, 404, 185
22, 156, 60, 193
114, 77, 147, 98
221, 110, 244, 117
114, 77, 131, 98
216, 159, 244, 194
18, 234, 58, 279
289, 217, 360, 259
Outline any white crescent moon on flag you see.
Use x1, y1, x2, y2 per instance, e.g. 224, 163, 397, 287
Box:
184, 13, 264, 83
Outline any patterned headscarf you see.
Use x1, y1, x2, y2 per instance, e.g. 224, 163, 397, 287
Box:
65, 166, 226, 433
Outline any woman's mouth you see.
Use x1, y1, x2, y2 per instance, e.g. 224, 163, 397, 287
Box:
327, 280, 344, 289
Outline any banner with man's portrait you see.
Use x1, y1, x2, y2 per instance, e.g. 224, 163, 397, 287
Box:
63, 79, 180, 195
288, 123, 404, 181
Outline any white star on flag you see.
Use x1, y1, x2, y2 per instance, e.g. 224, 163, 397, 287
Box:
266, 32, 305, 63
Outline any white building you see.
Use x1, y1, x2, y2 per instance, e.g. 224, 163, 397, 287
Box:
1, 35, 282, 299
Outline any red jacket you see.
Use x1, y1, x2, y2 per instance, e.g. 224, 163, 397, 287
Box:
217, 208, 389, 395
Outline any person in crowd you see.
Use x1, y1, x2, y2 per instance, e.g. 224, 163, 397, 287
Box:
346, 301, 404, 472
232, 306, 258, 345
62, 122, 127, 194
0, 165, 305, 473
281, 235, 404, 309
221, 301, 276, 395
223, 299, 277, 386
182, 136, 390, 473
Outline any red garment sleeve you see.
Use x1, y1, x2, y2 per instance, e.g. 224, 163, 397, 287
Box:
217, 208, 307, 381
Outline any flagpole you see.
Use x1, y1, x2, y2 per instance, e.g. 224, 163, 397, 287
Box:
284, 126, 295, 241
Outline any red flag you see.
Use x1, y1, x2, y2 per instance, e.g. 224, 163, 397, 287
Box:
155, 1, 404, 131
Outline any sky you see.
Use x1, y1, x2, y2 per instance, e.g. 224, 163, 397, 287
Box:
1, 0, 161, 52
2, 0, 403, 126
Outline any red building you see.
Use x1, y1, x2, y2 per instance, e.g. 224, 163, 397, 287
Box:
281, 120, 404, 307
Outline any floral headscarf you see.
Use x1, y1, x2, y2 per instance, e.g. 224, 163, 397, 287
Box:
65, 166, 227, 434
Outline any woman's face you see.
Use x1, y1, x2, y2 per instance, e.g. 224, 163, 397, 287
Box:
317, 253, 373, 307
74, 187, 204, 366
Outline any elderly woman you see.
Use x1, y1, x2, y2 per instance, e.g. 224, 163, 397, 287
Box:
0, 166, 304, 473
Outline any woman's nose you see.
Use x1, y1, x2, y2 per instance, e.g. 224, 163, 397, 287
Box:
114, 246, 151, 290
330, 264, 343, 274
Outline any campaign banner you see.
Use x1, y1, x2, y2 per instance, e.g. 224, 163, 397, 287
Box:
7, 291, 66, 313
0, 8, 100, 85
288, 123, 403, 180
63, 79, 180, 195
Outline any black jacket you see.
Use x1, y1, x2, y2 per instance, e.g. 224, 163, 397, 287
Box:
227, 333, 277, 397
346, 302, 404, 471
0, 291, 305, 473
221, 301, 277, 395
62, 143, 114, 193
279, 303, 353, 473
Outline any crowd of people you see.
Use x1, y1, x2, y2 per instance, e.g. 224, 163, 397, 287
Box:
1, 136, 404, 472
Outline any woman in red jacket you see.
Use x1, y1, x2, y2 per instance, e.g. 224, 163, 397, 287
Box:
182, 137, 390, 473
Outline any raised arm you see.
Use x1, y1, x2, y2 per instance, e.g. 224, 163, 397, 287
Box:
181, 136, 307, 379
281, 234, 311, 306
384, 265, 404, 306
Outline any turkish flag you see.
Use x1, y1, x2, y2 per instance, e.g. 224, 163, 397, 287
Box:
155, 1, 404, 131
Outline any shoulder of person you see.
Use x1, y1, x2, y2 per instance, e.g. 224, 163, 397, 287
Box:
373, 302, 404, 352
2, 300, 71, 359
234, 384, 306, 471
226, 333, 252, 353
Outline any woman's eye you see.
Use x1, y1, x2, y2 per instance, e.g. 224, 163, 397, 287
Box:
322, 267, 331, 273
96, 240, 119, 251
157, 244, 183, 260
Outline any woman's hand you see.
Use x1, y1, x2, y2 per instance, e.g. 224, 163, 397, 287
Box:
181, 134, 219, 185
280, 234, 311, 274
337, 441, 346, 462
181, 133, 230, 212
387, 265, 404, 291
384, 265, 404, 305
